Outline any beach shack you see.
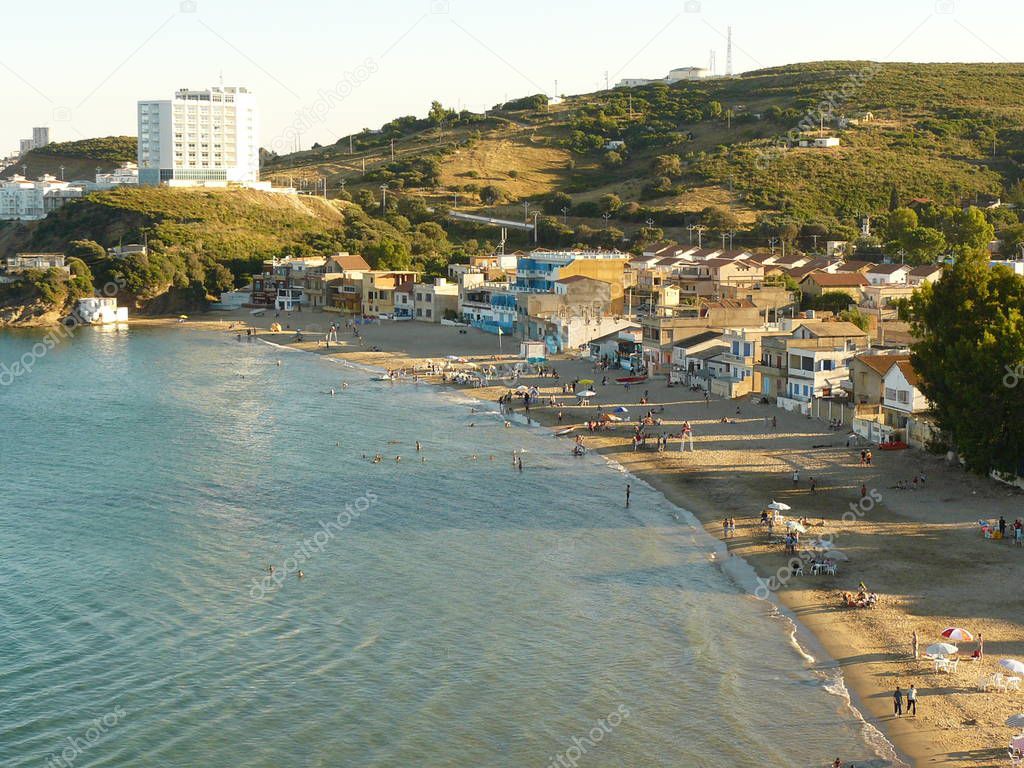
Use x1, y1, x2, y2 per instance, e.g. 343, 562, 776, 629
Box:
520, 340, 546, 363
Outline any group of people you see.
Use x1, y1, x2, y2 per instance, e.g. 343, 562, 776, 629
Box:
990, 515, 1024, 546
840, 589, 878, 608
721, 518, 737, 538
858, 449, 874, 466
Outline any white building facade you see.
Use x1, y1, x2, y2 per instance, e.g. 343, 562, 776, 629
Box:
137, 87, 259, 186
77, 297, 128, 324
0, 175, 83, 220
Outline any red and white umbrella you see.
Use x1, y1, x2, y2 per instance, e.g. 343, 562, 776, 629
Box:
941, 627, 974, 642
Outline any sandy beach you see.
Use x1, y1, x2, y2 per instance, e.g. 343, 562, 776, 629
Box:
179, 309, 1024, 767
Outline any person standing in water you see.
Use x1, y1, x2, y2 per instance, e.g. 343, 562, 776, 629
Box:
625, 484, 631, 508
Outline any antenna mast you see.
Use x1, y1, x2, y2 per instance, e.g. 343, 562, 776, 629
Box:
726, 26, 733, 77
709, 50, 716, 76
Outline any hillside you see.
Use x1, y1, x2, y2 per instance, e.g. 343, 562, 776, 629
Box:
2, 136, 136, 181
264, 62, 1024, 237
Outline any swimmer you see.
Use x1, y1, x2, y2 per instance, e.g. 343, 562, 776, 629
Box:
336, 442, 341, 447
268, 565, 275, 573
469, 423, 475, 428
342, 382, 349, 388
330, 388, 335, 396
276, 360, 281, 366
471, 454, 478, 461
415, 441, 421, 452
297, 570, 304, 579
489, 455, 495, 461
504, 421, 511, 428
421, 456, 427, 462
395, 456, 401, 462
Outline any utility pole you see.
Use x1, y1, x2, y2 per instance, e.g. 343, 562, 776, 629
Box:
811, 234, 819, 252
728, 230, 735, 250
390, 139, 395, 162
453, 191, 458, 209
349, 135, 354, 154
523, 200, 530, 223
687, 224, 696, 244
769, 237, 778, 254
561, 206, 569, 226
379, 183, 388, 214
720, 233, 727, 250
695, 225, 706, 248
602, 212, 612, 229
361, 157, 366, 173
532, 211, 540, 243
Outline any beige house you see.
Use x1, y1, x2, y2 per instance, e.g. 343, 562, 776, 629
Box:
413, 278, 459, 322
848, 352, 910, 404
799, 271, 869, 300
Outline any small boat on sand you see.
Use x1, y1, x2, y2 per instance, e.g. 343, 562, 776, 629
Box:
615, 375, 647, 384
553, 427, 574, 436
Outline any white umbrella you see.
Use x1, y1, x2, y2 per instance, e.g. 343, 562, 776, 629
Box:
785, 520, 807, 533
808, 538, 834, 551
821, 549, 849, 561
1000, 659, 1024, 676
1005, 714, 1024, 728
926, 643, 958, 657
576, 390, 597, 398
766, 501, 791, 511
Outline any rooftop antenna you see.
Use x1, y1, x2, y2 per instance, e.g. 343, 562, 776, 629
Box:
709, 50, 717, 77
604, 70, 609, 90
726, 26, 733, 77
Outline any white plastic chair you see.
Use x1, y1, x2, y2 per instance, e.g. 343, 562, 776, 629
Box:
826, 563, 838, 576
946, 658, 959, 674
995, 673, 1009, 692
1008, 747, 1022, 767
1007, 676, 1022, 691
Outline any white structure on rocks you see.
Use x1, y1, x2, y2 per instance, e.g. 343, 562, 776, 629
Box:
77, 297, 128, 324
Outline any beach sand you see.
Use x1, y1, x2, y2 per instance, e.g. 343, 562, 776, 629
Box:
186, 310, 1024, 767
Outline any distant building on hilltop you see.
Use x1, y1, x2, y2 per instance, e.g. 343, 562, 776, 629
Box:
18, 127, 50, 157
137, 86, 259, 187
0, 175, 83, 220
617, 66, 710, 88
95, 162, 139, 187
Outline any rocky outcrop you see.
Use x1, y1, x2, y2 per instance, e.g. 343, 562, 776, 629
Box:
0, 297, 67, 327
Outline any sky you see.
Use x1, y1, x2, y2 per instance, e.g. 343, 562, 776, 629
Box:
2, 0, 1022, 156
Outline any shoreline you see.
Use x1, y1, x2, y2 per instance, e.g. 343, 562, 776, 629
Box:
31, 310, 1024, 766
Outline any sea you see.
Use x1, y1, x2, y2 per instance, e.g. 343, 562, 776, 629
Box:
0, 325, 901, 767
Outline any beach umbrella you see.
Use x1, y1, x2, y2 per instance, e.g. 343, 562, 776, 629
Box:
766, 501, 791, 512
1013, 735, 1024, 754
926, 643, 958, 656
821, 549, 849, 561
1005, 714, 1024, 728
1000, 660, 1024, 676
576, 390, 597, 398
613, 406, 629, 414
515, 385, 530, 392
785, 520, 807, 533
807, 538, 834, 551
178, 314, 189, 319
577, 379, 594, 386
940, 627, 974, 642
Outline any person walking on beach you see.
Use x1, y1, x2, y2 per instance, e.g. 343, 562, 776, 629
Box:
907, 684, 917, 716
860, 483, 867, 499
912, 630, 919, 660
704, 392, 710, 407
792, 469, 799, 488
810, 477, 817, 494
625, 484, 631, 508
977, 633, 984, 658
772, 415, 777, 430
893, 686, 903, 717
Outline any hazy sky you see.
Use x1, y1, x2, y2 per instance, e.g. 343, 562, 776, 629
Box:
2, 0, 1020, 155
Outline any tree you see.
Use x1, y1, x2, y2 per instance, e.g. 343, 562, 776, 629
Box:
479, 185, 506, 205
706, 101, 723, 119
599, 193, 622, 214
543, 191, 572, 215
428, 100, 451, 126
908, 250, 1024, 475
886, 207, 919, 243
602, 150, 623, 168
652, 154, 682, 177
812, 291, 855, 313
702, 205, 739, 232
889, 185, 900, 211
950, 206, 995, 251
839, 307, 870, 332
67, 239, 107, 265
902, 226, 947, 264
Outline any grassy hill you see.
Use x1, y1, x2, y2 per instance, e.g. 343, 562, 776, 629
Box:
263, 62, 1024, 235
2, 136, 137, 182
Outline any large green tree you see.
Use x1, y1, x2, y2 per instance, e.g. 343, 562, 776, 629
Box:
909, 250, 1024, 475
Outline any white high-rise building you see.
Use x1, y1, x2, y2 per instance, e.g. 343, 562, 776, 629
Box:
32, 127, 49, 148
137, 86, 259, 186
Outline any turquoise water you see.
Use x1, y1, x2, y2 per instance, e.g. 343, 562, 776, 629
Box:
0, 327, 894, 767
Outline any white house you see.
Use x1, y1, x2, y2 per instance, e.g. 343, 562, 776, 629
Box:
95, 163, 139, 186
798, 136, 841, 148
77, 297, 128, 324
866, 263, 912, 285
5, 253, 68, 273
138, 86, 259, 186
906, 264, 943, 286
882, 359, 929, 427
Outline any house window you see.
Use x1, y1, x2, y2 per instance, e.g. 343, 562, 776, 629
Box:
885, 387, 897, 401
897, 390, 910, 404
821, 359, 834, 371
426, 309, 432, 318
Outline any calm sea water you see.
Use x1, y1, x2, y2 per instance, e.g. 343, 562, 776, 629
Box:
0, 326, 896, 767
